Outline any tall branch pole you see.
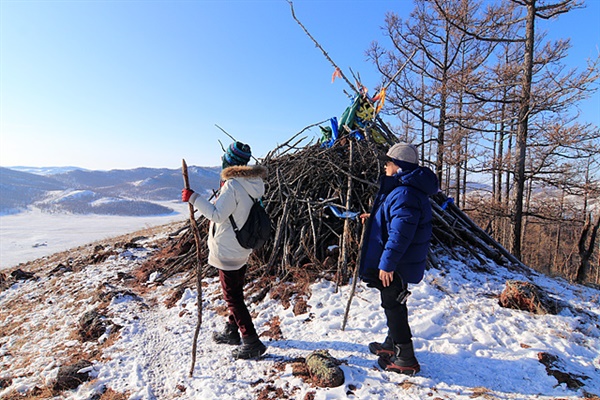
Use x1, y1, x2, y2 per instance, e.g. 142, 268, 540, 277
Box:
289, 0, 417, 108
381, 50, 417, 92
342, 220, 368, 331
214, 124, 260, 164
287, 1, 359, 95
336, 140, 354, 291
183, 159, 204, 377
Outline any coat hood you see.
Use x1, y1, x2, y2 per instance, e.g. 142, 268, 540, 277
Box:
395, 166, 438, 196
221, 165, 268, 181
221, 165, 268, 199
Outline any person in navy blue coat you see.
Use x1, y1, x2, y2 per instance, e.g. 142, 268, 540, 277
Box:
358, 142, 438, 375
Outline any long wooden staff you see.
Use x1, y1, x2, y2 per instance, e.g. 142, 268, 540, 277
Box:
336, 140, 354, 291
342, 220, 368, 331
287, 0, 359, 95
183, 159, 204, 377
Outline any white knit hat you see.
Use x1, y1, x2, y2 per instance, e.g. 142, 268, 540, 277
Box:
379, 142, 419, 166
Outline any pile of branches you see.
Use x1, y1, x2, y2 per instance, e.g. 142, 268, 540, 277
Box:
254, 134, 384, 281
146, 130, 529, 290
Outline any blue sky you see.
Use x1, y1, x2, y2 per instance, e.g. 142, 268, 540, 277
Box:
1, 0, 598, 171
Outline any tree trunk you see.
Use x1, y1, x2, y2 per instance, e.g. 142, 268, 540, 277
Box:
511, 1, 536, 260
575, 214, 600, 283
436, 19, 452, 188
461, 138, 468, 209
552, 187, 566, 275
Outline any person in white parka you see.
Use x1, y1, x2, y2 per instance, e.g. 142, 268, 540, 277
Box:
182, 141, 268, 360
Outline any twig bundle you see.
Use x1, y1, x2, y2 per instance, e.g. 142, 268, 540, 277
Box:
255, 135, 384, 282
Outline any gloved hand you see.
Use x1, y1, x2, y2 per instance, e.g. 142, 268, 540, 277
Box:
182, 188, 194, 202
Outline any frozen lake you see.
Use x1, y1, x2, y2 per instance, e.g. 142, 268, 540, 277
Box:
0, 201, 189, 271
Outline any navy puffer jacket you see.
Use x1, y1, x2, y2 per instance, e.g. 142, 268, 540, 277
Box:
359, 166, 438, 284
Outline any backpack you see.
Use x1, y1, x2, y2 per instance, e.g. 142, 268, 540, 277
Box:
229, 195, 272, 250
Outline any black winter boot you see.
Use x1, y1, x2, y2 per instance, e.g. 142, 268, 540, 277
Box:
212, 323, 241, 345
231, 335, 267, 360
368, 336, 394, 357
378, 342, 420, 375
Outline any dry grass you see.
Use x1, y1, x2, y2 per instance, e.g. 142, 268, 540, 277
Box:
1, 386, 55, 399
470, 386, 494, 399
399, 381, 415, 390
1, 384, 132, 400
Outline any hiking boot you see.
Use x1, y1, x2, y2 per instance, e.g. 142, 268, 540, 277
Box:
212, 323, 241, 345
377, 342, 420, 375
368, 336, 394, 358
231, 335, 267, 360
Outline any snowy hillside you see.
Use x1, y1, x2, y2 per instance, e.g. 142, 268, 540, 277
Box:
0, 166, 220, 216
1, 222, 599, 399
35, 189, 174, 216
8, 167, 88, 176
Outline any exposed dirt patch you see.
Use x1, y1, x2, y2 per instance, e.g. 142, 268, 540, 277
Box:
469, 386, 494, 399
0, 386, 55, 400
293, 296, 310, 316
256, 384, 288, 399
291, 358, 310, 380
261, 316, 284, 340
164, 286, 186, 308
538, 352, 588, 389
96, 386, 130, 400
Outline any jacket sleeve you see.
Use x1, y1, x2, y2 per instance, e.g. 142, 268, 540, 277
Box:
190, 181, 238, 224
378, 190, 421, 272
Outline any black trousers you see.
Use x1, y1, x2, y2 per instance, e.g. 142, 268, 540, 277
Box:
218, 265, 257, 339
377, 275, 413, 345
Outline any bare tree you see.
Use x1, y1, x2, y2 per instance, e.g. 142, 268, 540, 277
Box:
368, 0, 496, 191
433, 0, 599, 261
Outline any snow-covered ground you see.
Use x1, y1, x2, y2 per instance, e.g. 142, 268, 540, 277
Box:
1, 220, 599, 399
0, 202, 188, 270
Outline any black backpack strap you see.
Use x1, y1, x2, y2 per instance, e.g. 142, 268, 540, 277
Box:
229, 193, 257, 233
229, 214, 239, 232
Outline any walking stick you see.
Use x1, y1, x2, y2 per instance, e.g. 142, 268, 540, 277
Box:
341, 220, 368, 331
183, 159, 204, 377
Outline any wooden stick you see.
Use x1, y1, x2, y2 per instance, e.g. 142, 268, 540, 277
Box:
381, 50, 417, 92
215, 124, 237, 143
183, 159, 204, 377
342, 219, 368, 331
337, 140, 354, 289
215, 124, 260, 163
287, 0, 359, 95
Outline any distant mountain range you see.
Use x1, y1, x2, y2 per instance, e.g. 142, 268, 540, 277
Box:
0, 166, 221, 216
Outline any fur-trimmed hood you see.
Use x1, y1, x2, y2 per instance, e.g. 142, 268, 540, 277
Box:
221, 165, 268, 181
221, 165, 267, 200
